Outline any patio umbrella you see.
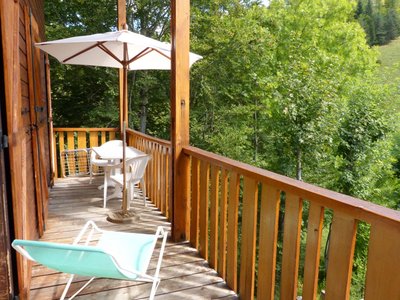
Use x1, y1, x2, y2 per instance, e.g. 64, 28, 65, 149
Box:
36, 30, 202, 221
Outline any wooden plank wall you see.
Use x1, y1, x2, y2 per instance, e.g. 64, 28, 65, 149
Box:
1, 0, 49, 299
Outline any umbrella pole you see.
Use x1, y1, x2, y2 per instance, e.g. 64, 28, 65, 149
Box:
121, 60, 128, 214
107, 51, 139, 223
122, 120, 128, 213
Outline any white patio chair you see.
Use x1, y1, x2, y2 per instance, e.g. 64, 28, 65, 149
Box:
105, 154, 151, 208
89, 139, 123, 186
12, 220, 168, 300
90, 140, 123, 207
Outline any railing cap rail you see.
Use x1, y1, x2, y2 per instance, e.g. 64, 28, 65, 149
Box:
126, 128, 171, 148
54, 127, 119, 132
184, 145, 400, 227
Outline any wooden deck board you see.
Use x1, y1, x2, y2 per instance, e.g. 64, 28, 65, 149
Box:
31, 176, 237, 299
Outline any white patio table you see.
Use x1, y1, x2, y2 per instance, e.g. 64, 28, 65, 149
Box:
92, 145, 146, 203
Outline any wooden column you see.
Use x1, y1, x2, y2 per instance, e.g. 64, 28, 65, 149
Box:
117, 0, 126, 132
171, 0, 190, 241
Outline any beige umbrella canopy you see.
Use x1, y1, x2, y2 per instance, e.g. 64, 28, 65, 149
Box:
36, 29, 202, 220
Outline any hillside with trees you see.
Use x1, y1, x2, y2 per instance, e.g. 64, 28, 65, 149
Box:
355, 0, 400, 46
45, 0, 400, 297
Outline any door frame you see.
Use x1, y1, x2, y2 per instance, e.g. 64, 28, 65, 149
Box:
0, 19, 15, 299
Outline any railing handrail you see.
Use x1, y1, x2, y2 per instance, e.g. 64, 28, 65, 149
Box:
183, 145, 400, 227
54, 127, 119, 132
126, 128, 171, 148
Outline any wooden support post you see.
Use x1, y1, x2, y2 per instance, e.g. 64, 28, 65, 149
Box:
171, 0, 190, 241
117, 0, 126, 133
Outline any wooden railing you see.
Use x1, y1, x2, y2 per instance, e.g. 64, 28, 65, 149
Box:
52, 127, 172, 220
52, 128, 400, 299
53, 128, 119, 178
126, 129, 172, 220
184, 146, 400, 300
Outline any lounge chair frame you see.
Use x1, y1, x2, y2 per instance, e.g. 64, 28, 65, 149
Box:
12, 220, 168, 300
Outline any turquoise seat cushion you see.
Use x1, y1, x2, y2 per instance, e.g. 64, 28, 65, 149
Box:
12, 231, 156, 280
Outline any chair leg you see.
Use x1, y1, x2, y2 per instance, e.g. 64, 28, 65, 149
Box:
103, 173, 108, 208
149, 279, 160, 300
89, 164, 93, 184
60, 274, 74, 300
60, 275, 95, 300
141, 179, 146, 206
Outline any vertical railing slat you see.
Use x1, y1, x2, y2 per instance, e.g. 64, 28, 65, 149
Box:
89, 131, 98, 147
280, 193, 303, 299
239, 176, 258, 300
218, 168, 228, 279
199, 160, 210, 259
66, 132, 76, 175
364, 221, 400, 299
226, 171, 240, 292
325, 212, 357, 300
302, 203, 324, 300
257, 184, 281, 300
58, 132, 65, 177
77, 131, 87, 174
190, 157, 200, 248
209, 165, 220, 269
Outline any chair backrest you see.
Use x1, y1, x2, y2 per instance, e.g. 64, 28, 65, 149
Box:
12, 232, 157, 280
126, 155, 151, 181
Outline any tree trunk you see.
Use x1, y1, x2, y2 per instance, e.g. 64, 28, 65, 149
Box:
296, 147, 302, 181
139, 88, 148, 133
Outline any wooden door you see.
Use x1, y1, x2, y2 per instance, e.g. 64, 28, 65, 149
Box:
25, 7, 49, 235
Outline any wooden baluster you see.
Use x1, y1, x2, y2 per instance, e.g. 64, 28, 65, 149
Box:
209, 165, 220, 270
100, 131, 106, 145
160, 147, 166, 215
218, 168, 228, 279
89, 131, 98, 147
257, 184, 281, 300
364, 221, 400, 299
199, 160, 210, 259
66, 131, 75, 175
239, 176, 258, 300
280, 193, 303, 299
58, 132, 65, 177
227, 172, 240, 292
190, 157, 200, 248
109, 131, 115, 140
325, 212, 357, 300
302, 203, 324, 300
77, 131, 87, 174
167, 147, 172, 220
53, 132, 59, 178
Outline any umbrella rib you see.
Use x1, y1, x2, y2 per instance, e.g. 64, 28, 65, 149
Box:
127, 47, 170, 65
97, 44, 124, 66
63, 42, 106, 64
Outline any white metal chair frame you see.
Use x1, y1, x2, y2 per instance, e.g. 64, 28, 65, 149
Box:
12, 220, 168, 300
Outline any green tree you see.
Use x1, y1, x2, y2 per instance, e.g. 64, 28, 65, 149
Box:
45, 0, 120, 127
190, 2, 275, 164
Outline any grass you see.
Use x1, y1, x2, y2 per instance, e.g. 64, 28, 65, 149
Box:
378, 37, 400, 81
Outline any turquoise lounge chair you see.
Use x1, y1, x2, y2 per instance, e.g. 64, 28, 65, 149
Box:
12, 220, 168, 300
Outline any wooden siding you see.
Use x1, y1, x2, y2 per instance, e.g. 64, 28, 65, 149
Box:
30, 176, 237, 300
1, 0, 50, 298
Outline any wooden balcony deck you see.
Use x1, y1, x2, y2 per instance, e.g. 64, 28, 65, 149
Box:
31, 176, 237, 300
